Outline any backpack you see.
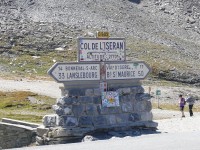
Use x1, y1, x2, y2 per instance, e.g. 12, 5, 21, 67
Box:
182, 98, 186, 105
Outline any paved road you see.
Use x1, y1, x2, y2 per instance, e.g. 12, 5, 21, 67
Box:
11, 131, 200, 150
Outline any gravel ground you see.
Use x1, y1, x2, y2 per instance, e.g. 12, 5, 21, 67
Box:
1, 0, 200, 84
0, 79, 62, 98
156, 111, 200, 133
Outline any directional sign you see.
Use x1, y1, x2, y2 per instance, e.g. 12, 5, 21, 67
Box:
78, 38, 126, 62
48, 63, 100, 82
105, 62, 151, 80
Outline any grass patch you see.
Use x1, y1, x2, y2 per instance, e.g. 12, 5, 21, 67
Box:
126, 37, 195, 76
0, 49, 77, 79
0, 91, 55, 123
152, 102, 200, 112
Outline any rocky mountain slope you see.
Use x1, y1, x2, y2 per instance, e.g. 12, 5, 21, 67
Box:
0, 0, 200, 85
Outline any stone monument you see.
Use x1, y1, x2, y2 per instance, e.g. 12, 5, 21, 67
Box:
36, 32, 158, 145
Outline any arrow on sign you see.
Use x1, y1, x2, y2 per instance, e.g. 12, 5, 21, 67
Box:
48, 62, 101, 82
105, 61, 151, 80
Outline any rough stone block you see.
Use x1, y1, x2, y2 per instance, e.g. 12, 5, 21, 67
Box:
135, 93, 151, 101
143, 121, 158, 128
63, 97, 79, 105
117, 88, 131, 95
85, 104, 98, 116
42, 114, 59, 128
134, 101, 146, 112
79, 116, 93, 127
121, 102, 133, 113
64, 106, 72, 115
68, 89, 85, 96
57, 96, 79, 105
93, 116, 107, 127
56, 97, 65, 105
63, 97, 73, 105
60, 87, 68, 96
93, 96, 101, 104
72, 105, 85, 117
135, 100, 152, 112
100, 106, 121, 115
20, 133, 28, 138
85, 89, 94, 96
106, 115, 117, 125
52, 105, 64, 116
146, 101, 152, 112
140, 112, 153, 121
94, 88, 101, 96
37, 126, 49, 137
50, 127, 94, 138
130, 86, 145, 94
128, 113, 140, 122
131, 87, 138, 94
115, 114, 129, 125
36, 136, 44, 145
62, 116, 78, 127
136, 86, 145, 93
81, 96, 93, 104
120, 94, 135, 103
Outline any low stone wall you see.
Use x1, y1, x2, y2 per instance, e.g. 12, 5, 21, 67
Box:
0, 118, 39, 149
37, 85, 157, 145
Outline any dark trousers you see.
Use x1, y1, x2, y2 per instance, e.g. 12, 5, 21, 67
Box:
189, 104, 193, 116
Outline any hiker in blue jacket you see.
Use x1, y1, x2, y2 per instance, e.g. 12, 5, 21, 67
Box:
186, 93, 195, 117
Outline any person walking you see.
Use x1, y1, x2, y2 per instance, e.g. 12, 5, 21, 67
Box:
179, 94, 186, 117
186, 93, 195, 117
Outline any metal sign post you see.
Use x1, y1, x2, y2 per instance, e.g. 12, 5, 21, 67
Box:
156, 89, 161, 108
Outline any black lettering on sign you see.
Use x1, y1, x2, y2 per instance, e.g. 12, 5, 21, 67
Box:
58, 66, 63, 71
92, 43, 98, 50
58, 73, 65, 79
113, 72, 116, 77
90, 66, 97, 70
117, 71, 135, 77
106, 65, 114, 70
138, 71, 144, 76
66, 72, 98, 79
65, 66, 70, 71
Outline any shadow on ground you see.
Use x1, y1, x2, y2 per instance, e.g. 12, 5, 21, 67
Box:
128, 0, 142, 4
82, 129, 160, 142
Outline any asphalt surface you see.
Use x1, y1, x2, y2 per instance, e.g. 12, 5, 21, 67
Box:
11, 131, 200, 150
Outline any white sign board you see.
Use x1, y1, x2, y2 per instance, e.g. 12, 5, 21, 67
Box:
105, 62, 150, 80
78, 38, 126, 62
48, 63, 100, 82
